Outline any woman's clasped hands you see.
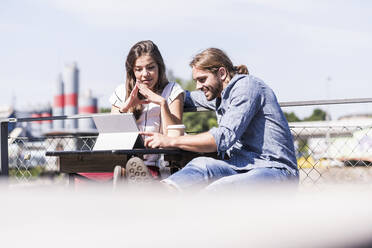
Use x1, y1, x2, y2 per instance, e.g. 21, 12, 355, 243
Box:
119, 81, 165, 113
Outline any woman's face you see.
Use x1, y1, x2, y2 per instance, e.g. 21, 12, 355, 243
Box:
133, 54, 159, 90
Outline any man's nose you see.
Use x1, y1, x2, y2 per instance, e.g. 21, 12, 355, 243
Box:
196, 82, 202, 90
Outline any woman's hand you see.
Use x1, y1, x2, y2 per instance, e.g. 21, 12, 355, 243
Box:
137, 82, 166, 106
119, 83, 149, 113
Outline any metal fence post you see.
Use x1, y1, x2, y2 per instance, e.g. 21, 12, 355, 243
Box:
0, 120, 9, 177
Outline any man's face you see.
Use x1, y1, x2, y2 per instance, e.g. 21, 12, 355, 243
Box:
192, 67, 223, 101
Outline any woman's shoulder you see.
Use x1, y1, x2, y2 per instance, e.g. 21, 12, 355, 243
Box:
172, 81, 184, 91
109, 84, 126, 105
163, 81, 185, 102
163, 81, 183, 91
114, 84, 126, 93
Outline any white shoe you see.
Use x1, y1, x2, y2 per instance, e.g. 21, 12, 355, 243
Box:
125, 157, 152, 184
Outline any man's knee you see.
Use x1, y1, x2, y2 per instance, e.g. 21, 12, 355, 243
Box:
185, 157, 216, 172
205, 167, 296, 191
246, 167, 294, 182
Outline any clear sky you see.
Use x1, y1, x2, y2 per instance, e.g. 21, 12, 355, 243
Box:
1, 0, 371, 119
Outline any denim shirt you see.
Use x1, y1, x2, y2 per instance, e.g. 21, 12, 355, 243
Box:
184, 74, 298, 176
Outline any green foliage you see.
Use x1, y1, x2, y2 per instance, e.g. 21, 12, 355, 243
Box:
304, 108, 327, 121
99, 107, 111, 113
284, 112, 301, 122
9, 166, 44, 178
182, 79, 196, 91
183, 111, 217, 133
283, 108, 327, 122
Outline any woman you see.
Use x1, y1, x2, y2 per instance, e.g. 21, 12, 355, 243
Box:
110, 40, 184, 135
79, 40, 184, 185
109, 40, 184, 182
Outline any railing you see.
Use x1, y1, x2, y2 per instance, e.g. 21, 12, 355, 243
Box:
1, 97, 372, 186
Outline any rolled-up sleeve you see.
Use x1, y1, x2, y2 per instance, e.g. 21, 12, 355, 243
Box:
209, 82, 262, 153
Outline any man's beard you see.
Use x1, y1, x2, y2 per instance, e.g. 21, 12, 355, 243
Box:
205, 79, 223, 101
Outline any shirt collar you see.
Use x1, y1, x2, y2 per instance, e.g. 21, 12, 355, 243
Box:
220, 74, 247, 98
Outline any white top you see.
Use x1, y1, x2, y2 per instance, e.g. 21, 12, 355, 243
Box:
109, 81, 185, 166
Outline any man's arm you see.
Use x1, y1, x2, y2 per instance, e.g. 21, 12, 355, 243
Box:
141, 131, 217, 153
184, 90, 216, 110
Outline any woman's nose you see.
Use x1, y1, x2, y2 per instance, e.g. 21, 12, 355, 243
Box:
142, 69, 150, 77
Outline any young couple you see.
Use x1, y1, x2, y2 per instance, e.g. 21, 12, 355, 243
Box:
109, 40, 298, 191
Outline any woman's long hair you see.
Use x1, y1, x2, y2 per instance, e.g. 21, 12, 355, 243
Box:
190, 48, 249, 80
125, 40, 168, 119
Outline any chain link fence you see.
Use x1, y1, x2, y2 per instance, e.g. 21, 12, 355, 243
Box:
8, 134, 97, 183
292, 124, 372, 186
2, 106, 372, 187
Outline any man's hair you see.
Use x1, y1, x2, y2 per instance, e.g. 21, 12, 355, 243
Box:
190, 48, 249, 78
125, 40, 168, 119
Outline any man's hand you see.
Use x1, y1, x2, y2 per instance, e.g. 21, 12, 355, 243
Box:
141, 132, 173, 148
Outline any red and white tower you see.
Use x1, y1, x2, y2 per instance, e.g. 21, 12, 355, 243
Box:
63, 63, 79, 130
52, 74, 64, 130
78, 89, 98, 131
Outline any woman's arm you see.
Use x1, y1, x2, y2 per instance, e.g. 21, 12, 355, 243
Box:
111, 105, 120, 113
160, 93, 184, 135
110, 83, 149, 114
138, 83, 184, 135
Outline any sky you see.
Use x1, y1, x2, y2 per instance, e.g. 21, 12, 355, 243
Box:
1, 0, 371, 119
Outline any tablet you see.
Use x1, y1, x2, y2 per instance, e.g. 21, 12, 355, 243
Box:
92, 113, 144, 150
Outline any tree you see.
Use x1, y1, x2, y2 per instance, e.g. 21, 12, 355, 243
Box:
283, 112, 301, 122
183, 111, 217, 133
283, 108, 328, 122
304, 108, 327, 121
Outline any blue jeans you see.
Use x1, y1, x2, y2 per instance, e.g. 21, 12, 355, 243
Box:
163, 157, 298, 191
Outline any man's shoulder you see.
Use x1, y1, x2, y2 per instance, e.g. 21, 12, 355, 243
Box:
228, 75, 257, 92
230, 75, 270, 93
234, 74, 264, 85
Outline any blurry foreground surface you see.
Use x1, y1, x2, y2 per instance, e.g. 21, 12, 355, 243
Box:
1, 181, 372, 248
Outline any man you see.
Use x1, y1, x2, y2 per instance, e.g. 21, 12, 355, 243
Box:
142, 48, 298, 191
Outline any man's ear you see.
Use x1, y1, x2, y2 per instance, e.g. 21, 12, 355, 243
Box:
218, 67, 227, 81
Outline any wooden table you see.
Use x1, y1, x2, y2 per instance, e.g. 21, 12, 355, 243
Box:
45, 148, 218, 184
